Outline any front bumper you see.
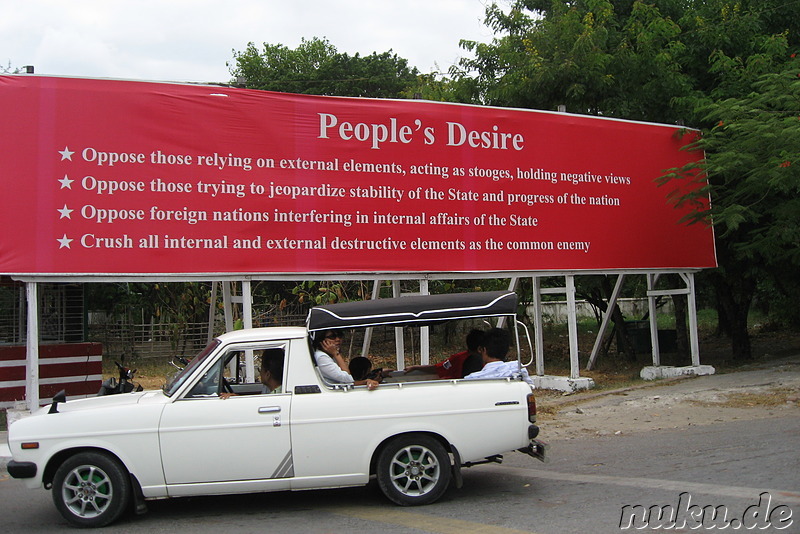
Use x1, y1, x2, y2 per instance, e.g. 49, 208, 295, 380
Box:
7, 460, 38, 479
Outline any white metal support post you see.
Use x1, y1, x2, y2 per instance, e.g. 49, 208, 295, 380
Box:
360, 279, 381, 358
220, 280, 255, 382
242, 280, 254, 383
362, 279, 429, 369
647, 273, 661, 366
534, 275, 581, 378
528, 275, 594, 391
207, 281, 218, 344
532, 276, 545, 376
25, 281, 40, 410
392, 281, 405, 370
419, 279, 430, 366
221, 281, 234, 332
566, 275, 580, 379
685, 272, 701, 366
648, 271, 701, 366
586, 274, 626, 371
639, 271, 714, 380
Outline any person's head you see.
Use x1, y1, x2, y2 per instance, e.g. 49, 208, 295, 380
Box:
349, 356, 372, 381
259, 349, 284, 391
465, 328, 485, 354
313, 329, 344, 350
478, 328, 511, 362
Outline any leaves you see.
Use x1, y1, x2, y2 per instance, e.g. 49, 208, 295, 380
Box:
229, 37, 419, 98
446, 0, 800, 345
668, 58, 800, 275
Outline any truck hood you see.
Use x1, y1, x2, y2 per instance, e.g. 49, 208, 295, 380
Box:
10, 390, 167, 444
32, 389, 163, 416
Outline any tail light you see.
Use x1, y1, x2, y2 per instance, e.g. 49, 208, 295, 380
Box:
527, 393, 537, 422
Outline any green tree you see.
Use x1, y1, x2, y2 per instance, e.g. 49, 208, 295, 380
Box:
450, 0, 799, 359
229, 37, 419, 98
453, 0, 693, 122
663, 58, 800, 356
454, 0, 796, 121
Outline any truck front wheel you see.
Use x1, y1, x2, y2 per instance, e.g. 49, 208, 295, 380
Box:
376, 434, 451, 506
52, 451, 131, 527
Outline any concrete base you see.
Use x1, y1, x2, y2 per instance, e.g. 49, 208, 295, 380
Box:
640, 365, 716, 381
531, 375, 595, 393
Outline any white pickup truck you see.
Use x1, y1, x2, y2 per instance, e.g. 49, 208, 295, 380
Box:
8, 290, 546, 527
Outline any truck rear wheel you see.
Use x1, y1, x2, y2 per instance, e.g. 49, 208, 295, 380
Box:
376, 434, 451, 506
52, 451, 131, 527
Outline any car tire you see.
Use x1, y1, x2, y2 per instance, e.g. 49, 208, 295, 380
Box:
376, 434, 451, 506
52, 451, 131, 528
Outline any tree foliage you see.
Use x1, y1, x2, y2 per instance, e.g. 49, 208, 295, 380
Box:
446, 0, 800, 358
229, 37, 420, 98
453, 0, 797, 122
665, 59, 800, 336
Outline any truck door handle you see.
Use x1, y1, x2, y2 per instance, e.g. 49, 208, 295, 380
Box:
258, 406, 281, 414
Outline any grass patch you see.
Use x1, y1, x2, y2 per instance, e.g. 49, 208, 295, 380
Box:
689, 386, 800, 409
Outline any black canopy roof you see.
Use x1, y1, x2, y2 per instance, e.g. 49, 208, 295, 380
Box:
306, 290, 517, 332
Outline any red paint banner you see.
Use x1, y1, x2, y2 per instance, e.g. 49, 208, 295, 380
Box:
0, 76, 716, 275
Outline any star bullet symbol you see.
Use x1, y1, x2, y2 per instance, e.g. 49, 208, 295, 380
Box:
58, 174, 74, 189
57, 204, 73, 219
57, 234, 73, 249
58, 146, 75, 161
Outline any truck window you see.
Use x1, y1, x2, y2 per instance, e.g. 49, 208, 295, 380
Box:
184, 344, 287, 398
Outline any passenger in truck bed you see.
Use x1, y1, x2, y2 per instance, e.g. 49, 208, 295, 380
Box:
403, 328, 485, 379
349, 356, 393, 381
312, 329, 380, 390
463, 328, 534, 385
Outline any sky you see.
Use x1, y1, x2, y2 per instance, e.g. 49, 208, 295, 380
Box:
2, 0, 498, 84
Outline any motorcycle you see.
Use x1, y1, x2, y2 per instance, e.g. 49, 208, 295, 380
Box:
97, 361, 143, 395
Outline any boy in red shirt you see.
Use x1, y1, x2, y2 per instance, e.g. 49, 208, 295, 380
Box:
404, 328, 484, 379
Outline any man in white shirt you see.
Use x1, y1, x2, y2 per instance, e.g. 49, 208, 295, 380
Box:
463, 328, 534, 385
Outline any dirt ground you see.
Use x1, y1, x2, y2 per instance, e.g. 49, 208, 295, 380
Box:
536, 353, 800, 440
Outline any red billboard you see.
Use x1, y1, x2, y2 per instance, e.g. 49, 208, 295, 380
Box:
0, 75, 715, 275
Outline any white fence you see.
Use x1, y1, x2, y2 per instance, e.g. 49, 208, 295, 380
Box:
530, 298, 672, 323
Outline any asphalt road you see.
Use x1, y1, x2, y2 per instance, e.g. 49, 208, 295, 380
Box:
2, 413, 797, 533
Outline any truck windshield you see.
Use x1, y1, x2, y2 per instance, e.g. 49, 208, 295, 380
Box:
162, 340, 220, 397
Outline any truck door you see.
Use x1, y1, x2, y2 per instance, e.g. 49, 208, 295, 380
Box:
158, 342, 293, 489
